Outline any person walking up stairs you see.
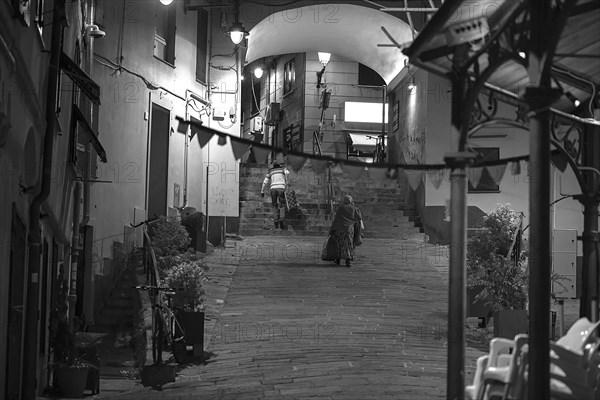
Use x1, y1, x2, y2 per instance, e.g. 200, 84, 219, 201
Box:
260, 163, 290, 229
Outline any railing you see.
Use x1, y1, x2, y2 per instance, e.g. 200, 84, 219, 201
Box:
141, 227, 172, 365
313, 130, 323, 156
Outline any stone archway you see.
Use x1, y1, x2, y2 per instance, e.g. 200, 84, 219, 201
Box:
245, 3, 414, 84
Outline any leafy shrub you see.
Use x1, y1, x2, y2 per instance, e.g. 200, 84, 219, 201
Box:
148, 216, 191, 258
163, 260, 207, 311
467, 204, 528, 311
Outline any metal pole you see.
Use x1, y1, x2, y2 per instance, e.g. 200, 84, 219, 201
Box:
525, 86, 552, 400
445, 43, 471, 400
578, 122, 600, 321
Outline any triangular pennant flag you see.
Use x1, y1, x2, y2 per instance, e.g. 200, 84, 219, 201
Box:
230, 139, 250, 161
331, 163, 344, 177
341, 163, 365, 180
287, 154, 307, 172
368, 166, 388, 184
195, 128, 214, 149
177, 119, 189, 134
468, 166, 485, 188
308, 158, 328, 175
189, 116, 202, 139
274, 152, 285, 164
487, 163, 507, 185
551, 152, 568, 173
427, 169, 445, 189
511, 160, 521, 175
217, 134, 227, 146
405, 169, 422, 191
251, 146, 270, 164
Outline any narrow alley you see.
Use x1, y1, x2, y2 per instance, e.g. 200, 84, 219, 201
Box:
95, 236, 484, 399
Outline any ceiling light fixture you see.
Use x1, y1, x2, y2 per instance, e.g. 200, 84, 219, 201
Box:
159, 0, 173, 5
253, 67, 263, 79
566, 91, 581, 107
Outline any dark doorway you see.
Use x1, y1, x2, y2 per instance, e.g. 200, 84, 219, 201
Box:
5, 205, 26, 400
148, 103, 170, 218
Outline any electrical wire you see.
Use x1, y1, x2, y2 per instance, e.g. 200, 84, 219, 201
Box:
93, 53, 185, 101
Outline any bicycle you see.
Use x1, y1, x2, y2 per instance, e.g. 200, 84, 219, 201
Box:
133, 284, 186, 365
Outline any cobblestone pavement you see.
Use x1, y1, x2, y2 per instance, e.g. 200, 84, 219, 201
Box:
89, 236, 489, 399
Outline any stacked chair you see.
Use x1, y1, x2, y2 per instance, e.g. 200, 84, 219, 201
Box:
466, 318, 600, 400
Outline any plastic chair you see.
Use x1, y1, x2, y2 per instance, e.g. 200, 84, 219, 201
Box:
479, 334, 529, 400
466, 355, 489, 400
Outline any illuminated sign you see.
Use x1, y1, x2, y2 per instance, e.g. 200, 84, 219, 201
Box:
343, 102, 388, 123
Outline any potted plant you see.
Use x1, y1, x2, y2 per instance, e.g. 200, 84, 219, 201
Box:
181, 209, 205, 252
467, 204, 529, 339
49, 276, 91, 398
163, 260, 207, 361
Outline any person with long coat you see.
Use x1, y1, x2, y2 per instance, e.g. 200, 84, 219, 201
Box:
327, 195, 363, 267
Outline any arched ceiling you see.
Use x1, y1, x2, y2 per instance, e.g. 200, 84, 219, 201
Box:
244, 4, 414, 84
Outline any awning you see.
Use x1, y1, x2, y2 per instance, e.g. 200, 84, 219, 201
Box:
73, 104, 107, 163
348, 132, 386, 153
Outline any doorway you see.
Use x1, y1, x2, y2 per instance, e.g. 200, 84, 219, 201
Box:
147, 103, 170, 218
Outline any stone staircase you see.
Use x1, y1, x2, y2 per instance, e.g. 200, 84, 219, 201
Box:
239, 163, 424, 240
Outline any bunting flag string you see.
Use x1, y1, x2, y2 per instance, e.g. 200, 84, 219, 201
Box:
487, 163, 507, 185
231, 140, 250, 161
194, 127, 214, 149
251, 146, 271, 164
427, 169, 444, 189
511, 160, 521, 176
468, 166, 485, 189
287, 154, 307, 172
175, 117, 564, 177
406, 170, 422, 191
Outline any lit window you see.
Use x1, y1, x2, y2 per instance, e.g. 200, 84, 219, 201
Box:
284, 59, 295, 95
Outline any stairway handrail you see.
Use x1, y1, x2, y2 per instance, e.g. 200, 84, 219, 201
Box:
313, 130, 323, 156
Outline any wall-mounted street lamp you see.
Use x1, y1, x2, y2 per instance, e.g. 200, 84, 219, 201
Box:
253, 67, 263, 79
228, 21, 249, 45
316, 52, 331, 89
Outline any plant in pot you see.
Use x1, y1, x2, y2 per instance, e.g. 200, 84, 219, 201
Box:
49, 275, 91, 398
467, 204, 529, 339
181, 209, 205, 252
163, 260, 207, 362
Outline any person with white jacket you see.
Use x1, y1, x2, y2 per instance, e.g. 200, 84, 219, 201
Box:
261, 163, 290, 229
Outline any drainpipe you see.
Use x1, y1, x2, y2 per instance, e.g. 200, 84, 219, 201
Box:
69, 181, 83, 326
22, 0, 66, 399
80, 0, 96, 228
